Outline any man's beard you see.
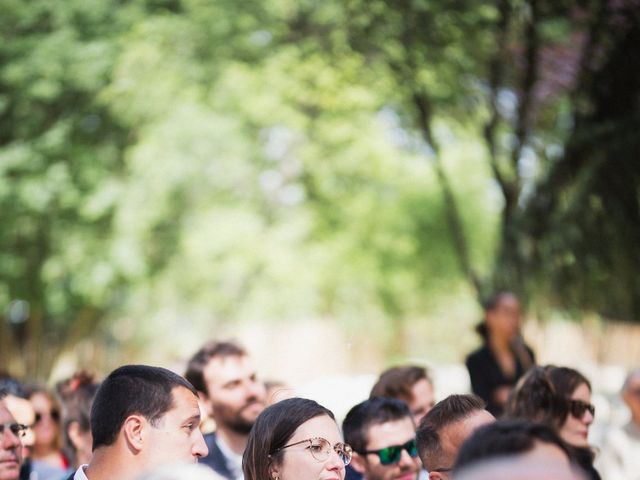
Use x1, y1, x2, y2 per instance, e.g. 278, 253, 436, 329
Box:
217, 399, 265, 435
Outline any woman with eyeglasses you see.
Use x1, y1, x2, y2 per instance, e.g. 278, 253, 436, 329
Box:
505, 365, 600, 480
243, 397, 352, 480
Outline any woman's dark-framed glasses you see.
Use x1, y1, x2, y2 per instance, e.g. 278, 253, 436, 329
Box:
360, 439, 418, 465
275, 437, 353, 465
569, 399, 595, 419
0, 423, 28, 438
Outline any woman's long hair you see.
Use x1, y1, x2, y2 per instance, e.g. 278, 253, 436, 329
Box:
506, 365, 591, 430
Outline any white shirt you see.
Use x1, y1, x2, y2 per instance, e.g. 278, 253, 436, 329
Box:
73, 465, 90, 480
215, 436, 244, 480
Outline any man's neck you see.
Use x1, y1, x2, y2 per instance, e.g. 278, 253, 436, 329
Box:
84, 449, 139, 480
216, 427, 248, 455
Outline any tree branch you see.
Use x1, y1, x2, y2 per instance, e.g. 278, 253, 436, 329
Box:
413, 92, 482, 297
483, 0, 513, 204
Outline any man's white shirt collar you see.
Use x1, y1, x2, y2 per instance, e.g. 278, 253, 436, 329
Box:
73, 465, 90, 480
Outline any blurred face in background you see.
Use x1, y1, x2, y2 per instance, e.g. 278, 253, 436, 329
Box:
3, 397, 35, 459
30, 392, 60, 452
623, 373, 640, 423
486, 294, 521, 341
203, 355, 266, 434
559, 383, 594, 448
406, 379, 435, 426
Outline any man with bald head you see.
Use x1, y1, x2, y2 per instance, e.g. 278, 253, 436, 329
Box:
598, 369, 640, 480
416, 394, 494, 480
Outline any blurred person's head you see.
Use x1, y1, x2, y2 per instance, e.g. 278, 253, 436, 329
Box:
370, 365, 435, 425
3, 397, 35, 461
343, 397, 421, 480
26, 386, 62, 456
243, 397, 350, 480
137, 463, 225, 480
622, 369, 640, 424
452, 457, 586, 480
185, 340, 266, 437
0, 377, 35, 460
506, 365, 594, 448
452, 420, 575, 476
86, 365, 208, 480
264, 381, 294, 406
0, 392, 24, 480
475, 292, 521, 343
416, 394, 494, 480
56, 370, 100, 468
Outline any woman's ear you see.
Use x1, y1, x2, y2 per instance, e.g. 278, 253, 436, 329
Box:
67, 421, 82, 449
122, 415, 145, 452
268, 457, 281, 480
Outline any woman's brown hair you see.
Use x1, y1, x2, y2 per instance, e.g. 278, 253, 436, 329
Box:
242, 397, 335, 480
506, 365, 591, 429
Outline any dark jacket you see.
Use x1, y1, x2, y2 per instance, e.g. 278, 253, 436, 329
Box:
200, 432, 237, 480
466, 344, 535, 417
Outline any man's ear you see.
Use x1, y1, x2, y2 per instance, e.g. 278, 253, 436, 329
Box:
428, 471, 446, 480
349, 452, 367, 475
122, 415, 145, 453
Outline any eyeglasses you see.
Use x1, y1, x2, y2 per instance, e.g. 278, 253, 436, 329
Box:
274, 437, 353, 466
35, 410, 60, 424
359, 439, 418, 466
0, 423, 28, 438
569, 399, 595, 419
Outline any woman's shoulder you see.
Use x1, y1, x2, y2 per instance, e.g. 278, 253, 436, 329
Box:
466, 345, 492, 365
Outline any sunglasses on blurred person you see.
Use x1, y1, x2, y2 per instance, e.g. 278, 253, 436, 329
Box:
34, 409, 60, 424
569, 400, 595, 419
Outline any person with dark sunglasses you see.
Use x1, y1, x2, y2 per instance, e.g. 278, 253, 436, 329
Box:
343, 397, 421, 480
505, 365, 600, 480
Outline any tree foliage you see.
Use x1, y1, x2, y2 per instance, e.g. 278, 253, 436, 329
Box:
1, 0, 638, 377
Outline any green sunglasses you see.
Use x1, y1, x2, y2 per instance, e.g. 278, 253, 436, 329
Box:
360, 439, 418, 465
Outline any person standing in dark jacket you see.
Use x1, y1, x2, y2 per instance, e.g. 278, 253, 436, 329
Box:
465, 292, 535, 417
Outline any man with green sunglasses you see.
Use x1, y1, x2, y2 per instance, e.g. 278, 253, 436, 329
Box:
343, 397, 421, 480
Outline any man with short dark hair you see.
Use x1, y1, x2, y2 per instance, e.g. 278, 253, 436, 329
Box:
0, 392, 24, 480
185, 341, 266, 480
370, 365, 435, 425
416, 394, 494, 480
343, 397, 421, 480
71, 365, 208, 480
